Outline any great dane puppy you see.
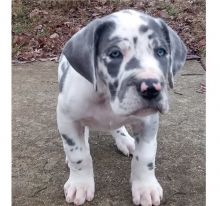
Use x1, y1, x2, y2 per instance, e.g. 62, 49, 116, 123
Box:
57, 9, 186, 206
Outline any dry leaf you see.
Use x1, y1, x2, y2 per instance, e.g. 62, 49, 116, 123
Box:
50, 33, 59, 39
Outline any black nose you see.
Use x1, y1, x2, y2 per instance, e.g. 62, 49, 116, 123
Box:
138, 79, 161, 99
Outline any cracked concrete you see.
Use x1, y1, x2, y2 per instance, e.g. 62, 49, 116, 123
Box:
12, 60, 205, 206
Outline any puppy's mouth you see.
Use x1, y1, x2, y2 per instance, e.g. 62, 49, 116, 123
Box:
130, 103, 167, 117
131, 107, 157, 117
131, 108, 158, 117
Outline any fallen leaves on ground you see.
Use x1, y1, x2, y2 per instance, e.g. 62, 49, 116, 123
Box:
12, 0, 205, 62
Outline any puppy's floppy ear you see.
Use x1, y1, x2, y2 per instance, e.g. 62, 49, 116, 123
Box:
63, 18, 114, 90
157, 19, 187, 88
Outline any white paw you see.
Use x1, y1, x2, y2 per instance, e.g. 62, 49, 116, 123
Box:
64, 176, 95, 205
132, 177, 163, 206
115, 134, 135, 156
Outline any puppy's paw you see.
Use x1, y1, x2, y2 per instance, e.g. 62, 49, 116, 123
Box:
132, 177, 163, 206
115, 134, 135, 156
64, 176, 95, 205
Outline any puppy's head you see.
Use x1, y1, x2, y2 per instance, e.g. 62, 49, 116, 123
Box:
63, 10, 187, 116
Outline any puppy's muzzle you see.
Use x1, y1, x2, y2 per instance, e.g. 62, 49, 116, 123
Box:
137, 79, 161, 100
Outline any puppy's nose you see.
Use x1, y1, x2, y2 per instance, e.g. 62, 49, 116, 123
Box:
138, 79, 161, 99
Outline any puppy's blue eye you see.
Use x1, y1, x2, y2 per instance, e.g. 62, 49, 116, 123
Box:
155, 48, 167, 57
109, 49, 122, 59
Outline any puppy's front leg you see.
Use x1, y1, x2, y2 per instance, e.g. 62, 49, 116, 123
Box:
111, 126, 135, 156
57, 109, 94, 205
131, 113, 162, 206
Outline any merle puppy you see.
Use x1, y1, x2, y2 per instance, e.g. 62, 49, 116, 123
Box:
57, 9, 187, 206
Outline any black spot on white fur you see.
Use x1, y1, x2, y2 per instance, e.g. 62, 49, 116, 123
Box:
147, 162, 154, 170
59, 65, 69, 92
109, 83, 117, 100
133, 37, 137, 45
109, 80, 118, 100
104, 57, 122, 77
139, 25, 149, 33
61, 134, 75, 146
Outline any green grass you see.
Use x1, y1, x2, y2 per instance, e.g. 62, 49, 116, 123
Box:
12, 43, 27, 56
12, 1, 32, 34
156, 1, 179, 17
165, 5, 178, 17
12, 0, 205, 59
13, 20, 32, 34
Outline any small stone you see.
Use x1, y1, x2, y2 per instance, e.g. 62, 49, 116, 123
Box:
64, 21, 74, 27
159, 10, 170, 19
29, 9, 40, 18
34, 25, 43, 31
50, 33, 59, 39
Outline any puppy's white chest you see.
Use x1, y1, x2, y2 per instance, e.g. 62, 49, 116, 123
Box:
81, 99, 127, 131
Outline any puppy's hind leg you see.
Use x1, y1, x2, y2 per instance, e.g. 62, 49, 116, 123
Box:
111, 126, 135, 156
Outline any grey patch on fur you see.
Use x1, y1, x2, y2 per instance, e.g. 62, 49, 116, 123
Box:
113, 80, 118, 88
147, 162, 154, 170
97, 25, 125, 79
140, 15, 178, 79
78, 168, 82, 171
59, 65, 69, 92
139, 25, 149, 33
80, 147, 83, 151
70, 148, 73, 152
63, 18, 116, 85
157, 19, 187, 87
109, 80, 118, 100
152, 23, 170, 76
75, 146, 78, 150
117, 75, 138, 102
61, 61, 66, 72
116, 130, 120, 133
136, 137, 140, 144
133, 37, 137, 45
61, 134, 75, 146
143, 16, 186, 85
76, 160, 82, 164
103, 56, 123, 77
135, 156, 139, 161
120, 133, 126, 136
148, 34, 154, 39
141, 16, 162, 34
109, 83, 117, 100
125, 57, 141, 70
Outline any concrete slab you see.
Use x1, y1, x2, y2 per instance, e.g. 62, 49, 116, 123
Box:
12, 60, 205, 206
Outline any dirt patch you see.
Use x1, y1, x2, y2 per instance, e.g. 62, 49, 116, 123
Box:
12, 0, 205, 62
